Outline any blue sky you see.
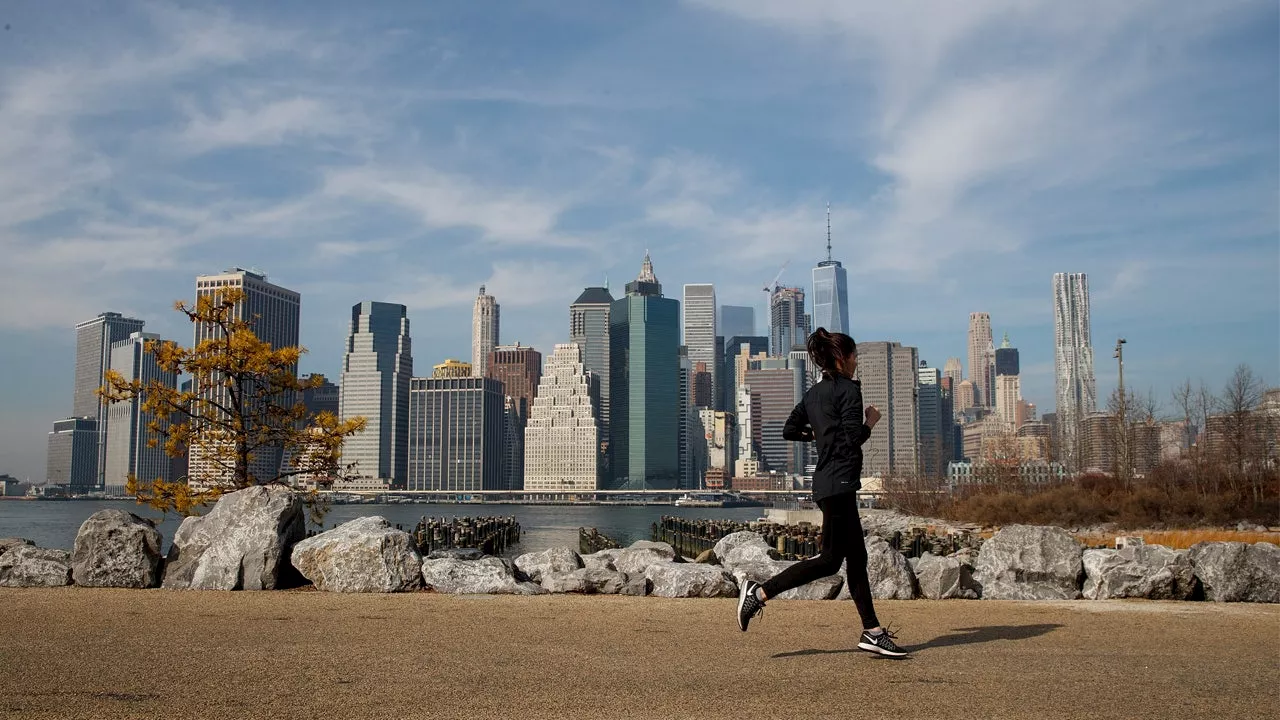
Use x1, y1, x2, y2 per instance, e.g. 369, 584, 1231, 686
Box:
0, 0, 1276, 481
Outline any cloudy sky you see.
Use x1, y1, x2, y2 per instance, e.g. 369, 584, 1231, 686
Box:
1, 1, 1276, 481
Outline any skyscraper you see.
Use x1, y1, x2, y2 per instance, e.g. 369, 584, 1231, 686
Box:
46, 418, 98, 490
523, 343, 601, 492
610, 253, 680, 490
487, 342, 542, 490
943, 357, 963, 387
719, 305, 755, 340
407, 376, 506, 491
744, 355, 808, 476
682, 284, 718, 408
856, 341, 920, 478
571, 286, 613, 471
301, 375, 340, 419
471, 286, 499, 377
917, 364, 947, 478
104, 332, 177, 489
967, 313, 993, 408
191, 268, 301, 487
73, 311, 146, 487
770, 287, 809, 357
339, 302, 413, 488
811, 204, 850, 335
994, 332, 1021, 431
722, 335, 768, 414
1053, 272, 1097, 470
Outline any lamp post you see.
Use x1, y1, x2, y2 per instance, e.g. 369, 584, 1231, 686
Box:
1114, 338, 1128, 482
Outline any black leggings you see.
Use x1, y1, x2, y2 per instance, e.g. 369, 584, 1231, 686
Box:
759, 491, 880, 630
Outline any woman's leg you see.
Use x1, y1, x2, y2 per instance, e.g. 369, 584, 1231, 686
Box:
835, 497, 881, 630
758, 494, 848, 599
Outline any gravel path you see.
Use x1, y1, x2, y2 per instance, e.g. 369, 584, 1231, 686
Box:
0, 588, 1275, 719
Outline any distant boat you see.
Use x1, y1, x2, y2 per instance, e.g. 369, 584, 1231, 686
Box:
674, 494, 723, 508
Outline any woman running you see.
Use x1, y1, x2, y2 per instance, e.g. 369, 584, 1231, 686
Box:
735, 328, 907, 657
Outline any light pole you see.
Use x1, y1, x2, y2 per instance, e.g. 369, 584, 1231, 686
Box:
1114, 338, 1128, 481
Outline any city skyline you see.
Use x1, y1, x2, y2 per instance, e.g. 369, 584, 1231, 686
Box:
1, 2, 1277, 482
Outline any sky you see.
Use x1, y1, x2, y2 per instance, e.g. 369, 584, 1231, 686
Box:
0, 0, 1276, 482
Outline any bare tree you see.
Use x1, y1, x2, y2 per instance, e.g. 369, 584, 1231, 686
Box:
1217, 364, 1265, 501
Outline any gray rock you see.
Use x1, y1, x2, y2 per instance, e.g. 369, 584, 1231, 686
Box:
838, 537, 918, 600
713, 531, 780, 573
514, 546, 583, 583
645, 561, 737, 598
1189, 541, 1280, 603
1082, 545, 1197, 601
426, 548, 485, 561
290, 516, 422, 593
619, 573, 649, 596
915, 552, 976, 600
541, 567, 629, 594
162, 485, 305, 591
694, 549, 717, 564
974, 525, 1084, 600
611, 541, 677, 576
421, 556, 536, 594
732, 560, 843, 600
0, 538, 34, 557
581, 549, 619, 571
70, 509, 163, 588
0, 545, 72, 587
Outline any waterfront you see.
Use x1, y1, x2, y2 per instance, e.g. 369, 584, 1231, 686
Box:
0, 500, 767, 556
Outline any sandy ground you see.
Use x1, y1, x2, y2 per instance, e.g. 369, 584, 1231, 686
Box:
0, 588, 1276, 720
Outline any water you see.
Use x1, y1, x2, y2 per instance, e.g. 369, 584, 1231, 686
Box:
0, 500, 768, 557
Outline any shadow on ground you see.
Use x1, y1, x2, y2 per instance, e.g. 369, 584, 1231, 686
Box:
771, 623, 1063, 659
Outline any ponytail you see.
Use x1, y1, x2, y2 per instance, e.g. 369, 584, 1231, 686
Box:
806, 327, 856, 378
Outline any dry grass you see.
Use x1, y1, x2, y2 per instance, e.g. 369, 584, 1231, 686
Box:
1072, 529, 1280, 549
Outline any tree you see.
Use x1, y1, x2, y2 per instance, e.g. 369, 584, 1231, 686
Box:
100, 288, 366, 515
1215, 363, 1266, 501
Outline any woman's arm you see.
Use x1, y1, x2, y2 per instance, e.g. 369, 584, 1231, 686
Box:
838, 381, 873, 447
782, 401, 813, 441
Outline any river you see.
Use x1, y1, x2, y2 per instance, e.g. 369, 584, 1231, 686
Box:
0, 500, 769, 557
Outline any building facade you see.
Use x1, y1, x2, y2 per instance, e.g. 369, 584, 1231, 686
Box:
74, 311, 146, 487
432, 360, 472, 378
103, 332, 177, 489
523, 344, 601, 493
571, 286, 614, 473
609, 254, 681, 490
1053, 272, 1097, 471
682, 284, 718, 409
486, 342, 542, 491
301, 375, 340, 419
917, 365, 948, 478
719, 305, 755, 340
744, 359, 807, 476
967, 312, 993, 409
407, 376, 506, 492
769, 287, 809, 358
994, 333, 1021, 432
471, 286, 499, 378
856, 341, 919, 478
339, 301, 413, 488
812, 207, 850, 335
46, 418, 98, 490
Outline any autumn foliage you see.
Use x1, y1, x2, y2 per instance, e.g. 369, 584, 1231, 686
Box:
100, 288, 365, 515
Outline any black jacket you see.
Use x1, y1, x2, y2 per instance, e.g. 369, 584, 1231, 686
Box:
783, 375, 872, 503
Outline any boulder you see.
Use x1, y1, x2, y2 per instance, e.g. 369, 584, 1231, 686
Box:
1082, 545, 1197, 601
421, 556, 544, 595
426, 548, 485, 561
0, 545, 72, 587
974, 525, 1083, 600
541, 567, 629, 594
693, 549, 717, 564
732, 560, 843, 600
290, 516, 422, 593
915, 552, 977, 600
865, 536, 917, 599
0, 538, 34, 557
70, 509, 164, 588
712, 532, 779, 573
581, 549, 619, 571
514, 546, 583, 583
611, 541, 677, 576
162, 485, 305, 591
1189, 541, 1280, 603
645, 562, 737, 598
619, 573, 649, 596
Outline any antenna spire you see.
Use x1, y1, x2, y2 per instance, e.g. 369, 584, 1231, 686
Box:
825, 202, 832, 263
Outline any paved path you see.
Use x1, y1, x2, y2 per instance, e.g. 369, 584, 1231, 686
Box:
0, 588, 1275, 719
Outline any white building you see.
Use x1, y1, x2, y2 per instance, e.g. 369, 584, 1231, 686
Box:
523, 344, 600, 492
103, 332, 176, 489
682, 284, 718, 407
471, 286, 499, 377
74, 312, 146, 488
856, 341, 920, 478
967, 313, 993, 408
1053, 272, 1097, 470
339, 302, 412, 489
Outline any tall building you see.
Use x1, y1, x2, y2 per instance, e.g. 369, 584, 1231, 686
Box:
1081, 412, 1117, 474
407, 376, 506, 491
955, 380, 977, 416
610, 253, 681, 490
917, 364, 947, 478
432, 360, 472, 378
719, 305, 755, 340
811, 204, 850, 335
769, 287, 809, 357
967, 312, 993, 408
487, 343, 542, 491
339, 302, 413, 488
191, 268, 301, 487
943, 357, 964, 389
678, 347, 697, 490
722, 335, 768, 414
744, 356, 808, 475
571, 286, 614, 472
523, 344, 601, 492
856, 341, 920, 478
682, 284, 719, 408
994, 332, 1022, 432
73, 311, 146, 487
691, 362, 714, 408
46, 418, 99, 490
471, 286, 499, 377
301, 375, 340, 419
697, 408, 737, 486
1053, 272, 1097, 470
103, 332, 177, 489
501, 396, 523, 491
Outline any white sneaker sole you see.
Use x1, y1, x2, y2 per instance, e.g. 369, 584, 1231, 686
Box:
858, 640, 908, 657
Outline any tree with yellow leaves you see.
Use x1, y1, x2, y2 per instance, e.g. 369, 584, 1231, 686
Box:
100, 288, 366, 515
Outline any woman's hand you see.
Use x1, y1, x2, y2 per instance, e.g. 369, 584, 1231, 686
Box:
865, 404, 881, 428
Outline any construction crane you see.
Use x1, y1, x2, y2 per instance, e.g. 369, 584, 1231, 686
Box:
762, 260, 790, 294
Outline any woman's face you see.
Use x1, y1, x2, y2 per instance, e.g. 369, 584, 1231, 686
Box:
839, 352, 858, 378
